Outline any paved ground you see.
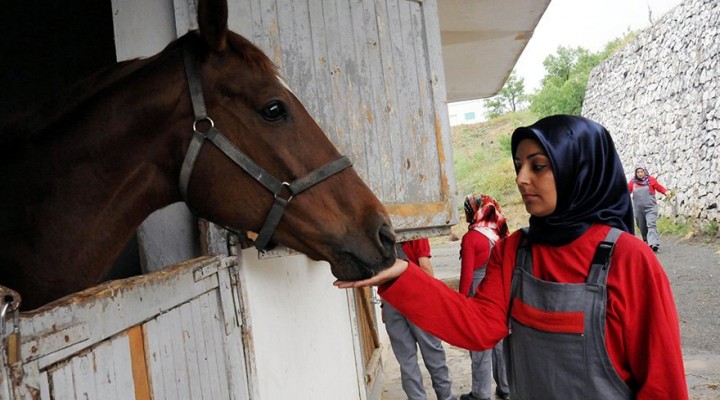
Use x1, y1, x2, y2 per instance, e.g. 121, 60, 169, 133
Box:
380, 234, 720, 399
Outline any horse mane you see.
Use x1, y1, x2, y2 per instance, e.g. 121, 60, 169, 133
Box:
0, 30, 278, 158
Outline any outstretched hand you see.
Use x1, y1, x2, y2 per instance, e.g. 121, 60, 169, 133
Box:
333, 259, 409, 288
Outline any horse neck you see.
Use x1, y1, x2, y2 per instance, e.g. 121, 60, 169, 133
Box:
0, 51, 192, 297
50, 58, 189, 230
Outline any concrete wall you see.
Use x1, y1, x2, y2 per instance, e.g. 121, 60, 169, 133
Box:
583, 0, 719, 222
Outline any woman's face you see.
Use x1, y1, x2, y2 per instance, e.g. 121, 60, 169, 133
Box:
635, 168, 645, 179
514, 138, 557, 217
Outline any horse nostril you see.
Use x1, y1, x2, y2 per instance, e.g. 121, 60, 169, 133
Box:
378, 223, 396, 257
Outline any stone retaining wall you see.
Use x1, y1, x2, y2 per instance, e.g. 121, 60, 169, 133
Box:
583, 0, 719, 223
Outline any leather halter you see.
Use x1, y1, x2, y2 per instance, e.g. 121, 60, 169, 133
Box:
179, 48, 352, 251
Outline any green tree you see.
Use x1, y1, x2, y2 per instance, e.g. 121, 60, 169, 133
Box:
484, 71, 529, 119
529, 34, 634, 118
530, 46, 597, 116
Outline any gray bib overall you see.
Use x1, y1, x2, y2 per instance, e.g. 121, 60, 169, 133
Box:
506, 228, 633, 399
632, 184, 660, 246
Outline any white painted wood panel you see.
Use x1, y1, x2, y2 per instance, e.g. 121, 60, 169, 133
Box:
239, 249, 364, 399
232, 0, 458, 233
48, 334, 136, 400
144, 292, 236, 400
1, 257, 251, 400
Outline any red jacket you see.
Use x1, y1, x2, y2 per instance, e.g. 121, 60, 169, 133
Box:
380, 224, 687, 399
401, 238, 431, 265
628, 176, 668, 196
459, 230, 491, 296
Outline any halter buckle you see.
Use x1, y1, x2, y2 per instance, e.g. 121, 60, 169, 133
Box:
192, 116, 215, 135
275, 182, 294, 203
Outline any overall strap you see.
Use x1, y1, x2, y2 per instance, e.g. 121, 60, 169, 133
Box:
515, 227, 532, 274
586, 228, 623, 286
507, 227, 530, 329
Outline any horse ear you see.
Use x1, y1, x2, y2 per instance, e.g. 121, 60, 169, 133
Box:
197, 0, 228, 52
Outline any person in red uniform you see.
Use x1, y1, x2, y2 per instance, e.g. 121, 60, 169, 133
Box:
627, 165, 670, 252
336, 115, 688, 399
382, 238, 456, 400
459, 194, 510, 400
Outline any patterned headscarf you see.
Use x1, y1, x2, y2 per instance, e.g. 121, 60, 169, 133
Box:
633, 165, 650, 186
463, 194, 509, 243
510, 115, 634, 246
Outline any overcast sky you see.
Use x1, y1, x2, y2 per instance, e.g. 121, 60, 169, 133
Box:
515, 0, 684, 92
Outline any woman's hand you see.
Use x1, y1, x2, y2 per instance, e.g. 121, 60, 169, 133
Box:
333, 259, 409, 288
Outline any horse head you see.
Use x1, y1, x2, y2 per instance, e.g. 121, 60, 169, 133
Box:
0, 0, 397, 310
179, 0, 397, 280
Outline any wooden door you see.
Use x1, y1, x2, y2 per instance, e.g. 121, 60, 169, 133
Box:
1, 257, 253, 400
355, 287, 382, 390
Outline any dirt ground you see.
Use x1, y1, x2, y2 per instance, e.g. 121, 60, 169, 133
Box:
380, 234, 720, 399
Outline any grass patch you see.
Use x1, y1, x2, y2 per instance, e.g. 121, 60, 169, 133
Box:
449, 111, 536, 238
452, 111, 536, 209
702, 219, 719, 237
657, 217, 691, 236
657, 216, 719, 245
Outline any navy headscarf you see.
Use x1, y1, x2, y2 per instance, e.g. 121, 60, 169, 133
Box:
511, 115, 634, 246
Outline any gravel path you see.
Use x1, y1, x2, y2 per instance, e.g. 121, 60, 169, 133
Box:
381, 234, 720, 399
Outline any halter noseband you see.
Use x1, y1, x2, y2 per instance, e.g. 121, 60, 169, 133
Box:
179, 48, 352, 251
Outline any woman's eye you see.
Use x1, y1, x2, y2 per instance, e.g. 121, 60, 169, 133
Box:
260, 101, 287, 122
532, 164, 546, 171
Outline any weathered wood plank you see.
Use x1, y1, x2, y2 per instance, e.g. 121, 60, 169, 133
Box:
234, 0, 457, 232
202, 292, 229, 399
112, 334, 136, 400
144, 318, 165, 399
92, 337, 119, 400
189, 297, 215, 398
169, 303, 192, 398
71, 353, 97, 399
178, 304, 203, 400
129, 323, 151, 400
49, 360, 76, 399
19, 257, 224, 370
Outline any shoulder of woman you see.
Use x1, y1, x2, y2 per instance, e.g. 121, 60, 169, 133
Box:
612, 231, 666, 273
492, 229, 524, 254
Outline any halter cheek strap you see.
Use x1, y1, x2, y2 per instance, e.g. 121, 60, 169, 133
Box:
179, 48, 352, 251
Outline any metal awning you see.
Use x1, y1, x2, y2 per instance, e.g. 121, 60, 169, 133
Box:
439, 0, 551, 102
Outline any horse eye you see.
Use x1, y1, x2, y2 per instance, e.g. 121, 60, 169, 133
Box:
260, 101, 287, 122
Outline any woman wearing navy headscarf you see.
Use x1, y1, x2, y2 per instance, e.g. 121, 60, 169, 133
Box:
336, 115, 687, 399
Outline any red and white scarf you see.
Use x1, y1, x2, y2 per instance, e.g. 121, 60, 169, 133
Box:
463, 194, 509, 243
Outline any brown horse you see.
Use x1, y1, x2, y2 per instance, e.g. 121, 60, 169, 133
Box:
0, 0, 396, 311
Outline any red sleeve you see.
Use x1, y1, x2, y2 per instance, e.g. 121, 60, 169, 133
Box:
412, 238, 431, 258
401, 238, 431, 264
606, 234, 687, 398
649, 176, 668, 194
627, 181, 634, 193
459, 231, 490, 296
379, 233, 517, 351
379, 227, 687, 397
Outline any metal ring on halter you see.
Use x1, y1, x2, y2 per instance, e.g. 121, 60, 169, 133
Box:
0, 301, 9, 334
275, 182, 294, 202
192, 116, 215, 134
